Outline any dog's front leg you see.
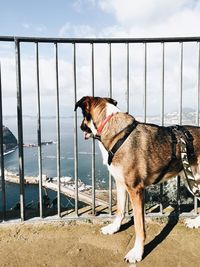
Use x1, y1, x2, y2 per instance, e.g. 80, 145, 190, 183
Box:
101, 181, 127, 235
124, 184, 145, 263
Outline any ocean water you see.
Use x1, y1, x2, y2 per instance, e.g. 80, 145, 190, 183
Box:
0, 116, 109, 210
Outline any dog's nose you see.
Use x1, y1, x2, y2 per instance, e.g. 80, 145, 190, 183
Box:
80, 121, 91, 133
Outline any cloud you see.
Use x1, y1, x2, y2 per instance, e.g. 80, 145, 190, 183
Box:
2, 0, 200, 118
97, 0, 200, 37
73, 0, 96, 12
59, 22, 96, 38
22, 23, 47, 34
22, 23, 30, 29
35, 25, 47, 33
98, 0, 196, 25
60, 1, 200, 39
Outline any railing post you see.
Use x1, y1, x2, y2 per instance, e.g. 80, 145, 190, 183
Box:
126, 42, 130, 113
91, 43, 96, 215
194, 42, 200, 215
108, 43, 113, 215
15, 38, 25, 221
55, 43, 61, 218
0, 63, 6, 220
73, 43, 79, 217
160, 42, 165, 215
179, 42, 183, 126
35, 43, 43, 218
144, 43, 147, 123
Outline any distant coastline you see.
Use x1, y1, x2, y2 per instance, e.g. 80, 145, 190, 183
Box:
2, 169, 107, 206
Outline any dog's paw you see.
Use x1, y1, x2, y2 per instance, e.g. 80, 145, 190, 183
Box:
185, 216, 200, 229
124, 247, 143, 264
101, 223, 120, 235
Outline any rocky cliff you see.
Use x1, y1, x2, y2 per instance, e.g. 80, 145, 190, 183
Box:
2, 126, 17, 152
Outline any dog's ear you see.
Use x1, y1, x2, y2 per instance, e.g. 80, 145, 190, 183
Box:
106, 98, 118, 106
74, 96, 91, 112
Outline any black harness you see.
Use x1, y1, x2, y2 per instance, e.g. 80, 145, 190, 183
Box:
107, 121, 138, 165
94, 120, 138, 165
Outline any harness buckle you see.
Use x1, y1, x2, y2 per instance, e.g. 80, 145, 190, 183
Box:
94, 134, 101, 141
184, 131, 193, 141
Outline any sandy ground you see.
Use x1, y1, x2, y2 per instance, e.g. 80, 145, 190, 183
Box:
0, 218, 200, 267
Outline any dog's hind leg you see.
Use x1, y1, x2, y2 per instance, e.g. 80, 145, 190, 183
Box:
124, 181, 145, 263
101, 181, 127, 235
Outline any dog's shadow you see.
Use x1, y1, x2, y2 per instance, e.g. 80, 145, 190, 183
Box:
119, 214, 178, 259
143, 214, 178, 259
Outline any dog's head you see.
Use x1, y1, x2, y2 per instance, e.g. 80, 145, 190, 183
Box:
74, 96, 118, 139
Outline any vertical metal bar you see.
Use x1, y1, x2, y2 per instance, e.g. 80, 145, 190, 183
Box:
144, 43, 147, 123
196, 42, 200, 126
160, 42, 165, 214
15, 38, 25, 221
194, 42, 200, 215
35, 43, 43, 218
73, 43, 79, 216
126, 43, 131, 214
55, 43, 61, 218
177, 42, 184, 214
161, 42, 165, 126
91, 43, 96, 215
108, 43, 112, 215
0, 63, 6, 220
179, 42, 183, 126
127, 43, 130, 113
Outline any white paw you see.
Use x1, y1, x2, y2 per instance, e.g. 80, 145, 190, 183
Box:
124, 247, 143, 264
101, 222, 120, 235
185, 216, 200, 228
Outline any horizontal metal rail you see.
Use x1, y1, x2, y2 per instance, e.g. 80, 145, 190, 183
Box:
0, 36, 199, 222
0, 36, 200, 43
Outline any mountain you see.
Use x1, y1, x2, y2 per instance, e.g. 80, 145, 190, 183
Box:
2, 126, 17, 152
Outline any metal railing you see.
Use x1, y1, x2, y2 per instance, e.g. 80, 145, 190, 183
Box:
0, 36, 200, 222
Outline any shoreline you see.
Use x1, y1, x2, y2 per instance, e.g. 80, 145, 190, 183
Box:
3, 169, 109, 206
4, 170, 39, 185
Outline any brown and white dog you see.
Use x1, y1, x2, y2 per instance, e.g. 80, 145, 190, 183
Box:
75, 96, 200, 263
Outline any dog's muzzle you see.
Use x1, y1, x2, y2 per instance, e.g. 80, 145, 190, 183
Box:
80, 122, 93, 140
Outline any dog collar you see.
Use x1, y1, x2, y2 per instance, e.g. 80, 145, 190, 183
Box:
95, 113, 115, 139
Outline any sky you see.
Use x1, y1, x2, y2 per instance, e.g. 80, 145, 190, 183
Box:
1, 0, 200, 38
1, 0, 200, 119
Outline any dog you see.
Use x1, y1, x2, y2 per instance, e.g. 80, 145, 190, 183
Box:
75, 96, 200, 263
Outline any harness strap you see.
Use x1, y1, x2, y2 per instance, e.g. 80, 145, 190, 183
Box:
173, 126, 200, 197
155, 125, 200, 197
107, 121, 138, 165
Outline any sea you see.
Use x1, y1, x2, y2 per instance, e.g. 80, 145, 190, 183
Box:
0, 116, 109, 210
1, 112, 191, 211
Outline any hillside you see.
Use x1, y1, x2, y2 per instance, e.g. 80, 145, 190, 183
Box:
3, 126, 17, 152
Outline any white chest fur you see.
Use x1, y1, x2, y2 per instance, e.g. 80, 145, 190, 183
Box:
98, 141, 124, 184
98, 142, 108, 165
97, 102, 124, 183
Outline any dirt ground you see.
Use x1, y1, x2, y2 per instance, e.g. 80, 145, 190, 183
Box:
0, 218, 200, 267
